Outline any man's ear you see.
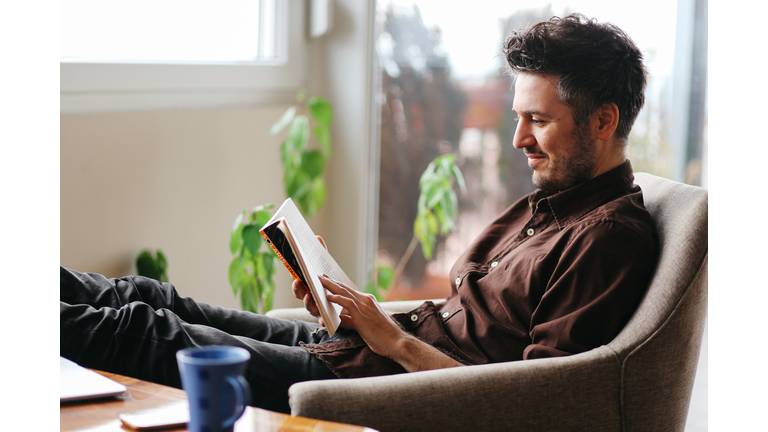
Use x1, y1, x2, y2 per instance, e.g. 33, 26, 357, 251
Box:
592, 103, 620, 141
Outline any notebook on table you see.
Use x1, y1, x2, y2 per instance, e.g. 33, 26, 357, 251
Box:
60, 356, 127, 403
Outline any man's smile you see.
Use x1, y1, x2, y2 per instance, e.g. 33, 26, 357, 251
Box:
524, 150, 548, 168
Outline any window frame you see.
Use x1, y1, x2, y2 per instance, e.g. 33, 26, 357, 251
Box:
60, 0, 306, 113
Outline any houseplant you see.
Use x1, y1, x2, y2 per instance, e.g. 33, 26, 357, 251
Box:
229, 91, 333, 313
136, 249, 168, 282
366, 153, 465, 301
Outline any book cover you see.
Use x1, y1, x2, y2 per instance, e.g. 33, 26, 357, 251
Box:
260, 218, 306, 285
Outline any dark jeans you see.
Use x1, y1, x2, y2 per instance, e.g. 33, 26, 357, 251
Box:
59, 266, 340, 413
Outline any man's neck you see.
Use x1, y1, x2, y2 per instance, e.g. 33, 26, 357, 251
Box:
591, 139, 626, 180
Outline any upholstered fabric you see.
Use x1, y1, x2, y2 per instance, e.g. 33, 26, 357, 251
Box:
268, 173, 708, 432
610, 172, 708, 432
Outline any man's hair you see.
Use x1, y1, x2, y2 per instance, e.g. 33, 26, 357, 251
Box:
502, 13, 647, 143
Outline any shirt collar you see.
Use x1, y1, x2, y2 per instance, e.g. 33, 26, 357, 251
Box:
527, 160, 636, 230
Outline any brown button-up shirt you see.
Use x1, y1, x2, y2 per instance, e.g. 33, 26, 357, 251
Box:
304, 161, 658, 378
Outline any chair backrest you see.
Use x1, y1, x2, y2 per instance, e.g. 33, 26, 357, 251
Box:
606, 173, 708, 432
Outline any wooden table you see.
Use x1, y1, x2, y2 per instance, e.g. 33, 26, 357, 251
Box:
60, 370, 377, 432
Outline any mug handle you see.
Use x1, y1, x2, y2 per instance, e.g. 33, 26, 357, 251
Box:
221, 375, 251, 429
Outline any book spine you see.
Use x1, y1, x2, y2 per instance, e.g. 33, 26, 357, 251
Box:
260, 230, 302, 281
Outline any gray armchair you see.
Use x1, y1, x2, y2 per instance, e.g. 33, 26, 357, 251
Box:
266, 173, 708, 432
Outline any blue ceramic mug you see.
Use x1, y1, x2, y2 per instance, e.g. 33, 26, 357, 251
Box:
176, 346, 251, 432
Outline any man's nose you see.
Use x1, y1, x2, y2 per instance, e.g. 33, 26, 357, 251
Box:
512, 120, 535, 149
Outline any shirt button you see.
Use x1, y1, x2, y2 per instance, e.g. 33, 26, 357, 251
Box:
410, 314, 419, 322
527, 228, 535, 236
442, 312, 450, 318
490, 261, 499, 268
455, 277, 461, 285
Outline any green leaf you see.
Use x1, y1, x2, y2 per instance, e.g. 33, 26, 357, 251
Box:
260, 251, 276, 279
279, 140, 292, 166
301, 149, 325, 179
377, 265, 395, 291
311, 177, 327, 203
287, 115, 310, 152
308, 96, 333, 127
414, 210, 438, 260
424, 179, 444, 209
301, 177, 327, 217
230, 221, 245, 255
136, 250, 155, 277
312, 123, 332, 158
270, 106, 297, 136
419, 159, 438, 187
446, 188, 459, 220
284, 167, 310, 199
438, 153, 455, 174
242, 224, 264, 256
136, 249, 168, 282
262, 281, 275, 312
240, 281, 256, 312
155, 251, 168, 282
297, 189, 314, 218
231, 210, 245, 232
228, 257, 243, 294
241, 268, 259, 311
254, 209, 273, 228
452, 164, 467, 193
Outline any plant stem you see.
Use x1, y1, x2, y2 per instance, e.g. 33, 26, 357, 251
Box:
390, 234, 420, 297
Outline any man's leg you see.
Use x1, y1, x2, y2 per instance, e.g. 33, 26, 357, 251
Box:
60, 267, 308, 344
60, 267, 339, 413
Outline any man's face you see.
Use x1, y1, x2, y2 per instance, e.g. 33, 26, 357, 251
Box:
512, 73, 597, 191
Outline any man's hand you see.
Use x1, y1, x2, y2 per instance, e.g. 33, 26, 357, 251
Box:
320, 275, 465, 372
291, 236, 327, 325
320, 275, 405, 359
292, 279, 325, 326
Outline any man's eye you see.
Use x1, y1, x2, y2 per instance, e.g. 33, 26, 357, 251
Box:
513, 115, 544, 125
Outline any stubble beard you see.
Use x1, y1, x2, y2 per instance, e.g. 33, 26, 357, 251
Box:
531, 124, 597, 191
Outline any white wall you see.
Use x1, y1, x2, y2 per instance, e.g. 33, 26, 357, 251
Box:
60, 107, 295, 309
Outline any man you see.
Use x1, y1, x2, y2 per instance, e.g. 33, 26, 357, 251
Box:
61, 13, 657, 413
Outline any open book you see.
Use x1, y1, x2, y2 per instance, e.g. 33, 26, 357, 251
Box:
260, 198, 355, 336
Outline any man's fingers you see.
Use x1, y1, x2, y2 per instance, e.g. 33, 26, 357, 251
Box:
292, 279, 308, 299
293, 279, 324, 320
324, 291, 358, 313
319, 275, 358, 297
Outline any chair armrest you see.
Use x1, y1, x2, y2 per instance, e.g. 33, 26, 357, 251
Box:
265, 300, 444, 322
289, 346, 621, 432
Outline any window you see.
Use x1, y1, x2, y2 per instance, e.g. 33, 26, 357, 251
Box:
60, 0, 306, 112
372, 0, 707, 300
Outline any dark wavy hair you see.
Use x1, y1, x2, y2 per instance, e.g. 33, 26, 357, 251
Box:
502, 13, 647, 143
